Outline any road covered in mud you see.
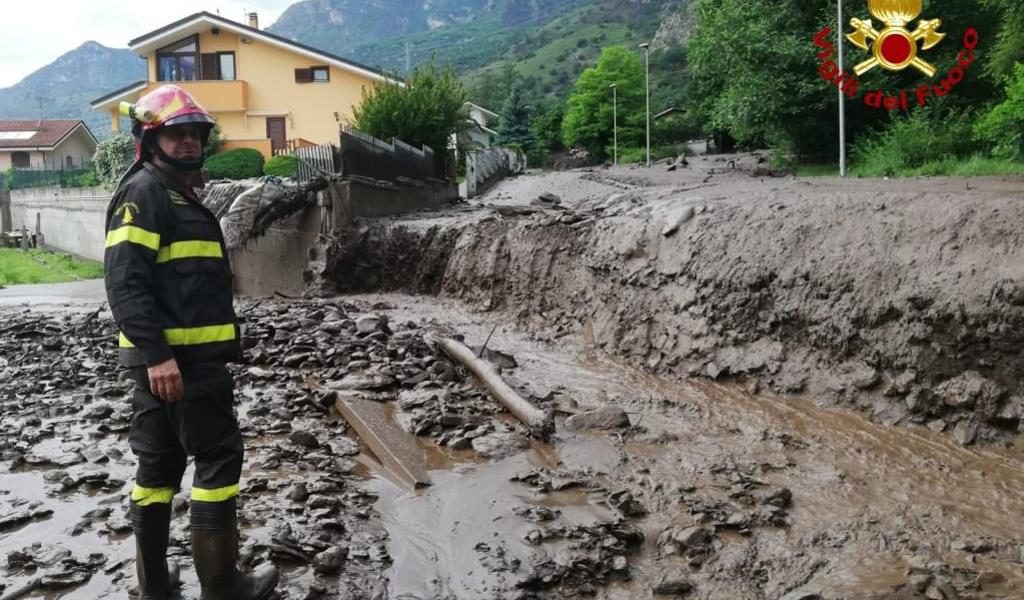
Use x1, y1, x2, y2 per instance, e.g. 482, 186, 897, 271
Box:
1, 283, 1023, 600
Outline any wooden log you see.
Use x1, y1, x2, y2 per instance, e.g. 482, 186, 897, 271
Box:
438, 337, 553, 437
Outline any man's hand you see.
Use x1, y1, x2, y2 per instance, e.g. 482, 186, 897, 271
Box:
148, 358, 183, 403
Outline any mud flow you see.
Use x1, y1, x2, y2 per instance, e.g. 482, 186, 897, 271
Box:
4, 160, 1024, 600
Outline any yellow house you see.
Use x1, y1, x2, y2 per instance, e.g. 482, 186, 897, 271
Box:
90, 11, 395, 157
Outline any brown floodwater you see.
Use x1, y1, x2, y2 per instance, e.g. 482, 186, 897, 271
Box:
4, 291, 1024, 599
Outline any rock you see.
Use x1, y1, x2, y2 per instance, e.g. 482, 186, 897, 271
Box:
538, 192, 562, 205
653, 578, 693, 596
953, 421, 977, 446
754, 486, 792, 508
356, 315, 384, 334
780, 593, 823, 600
81, 402, 113, 420
564, 407, 631, 431
471, 431, 529, 459
313, 546, 346, 575
331, 374, 396, 391
661, 206, 695, 237
286, 483, 310, 502
673, 526, 711, 549
289, 430, 320, 449
82, 507, 113, 520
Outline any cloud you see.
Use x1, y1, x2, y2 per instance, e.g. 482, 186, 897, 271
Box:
0, 0, 295, 88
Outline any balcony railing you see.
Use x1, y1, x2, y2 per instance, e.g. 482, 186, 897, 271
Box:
144, 80, 248, 112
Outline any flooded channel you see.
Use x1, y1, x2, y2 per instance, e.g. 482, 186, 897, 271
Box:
2, 290, 1023, 599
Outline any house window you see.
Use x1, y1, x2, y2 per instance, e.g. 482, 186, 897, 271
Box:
66, 156, 74, 169
200, 51, 236, 81
11, 152, 29, 168
157, 36, 199, 82
219, 52, 236, 80
295, 66, 330, 83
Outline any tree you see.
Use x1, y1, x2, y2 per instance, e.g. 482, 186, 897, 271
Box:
975, 63, 1024, 159
687, 0, 1000, 159
93, 132, 135, 189
352, 62, 471, 155
980, 0, 1024, 81
496, 86, 535, 151
562, 46, 644, 158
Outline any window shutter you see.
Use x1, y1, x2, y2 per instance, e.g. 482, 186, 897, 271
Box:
294, 68, 313, 83
201, 53, 219, 80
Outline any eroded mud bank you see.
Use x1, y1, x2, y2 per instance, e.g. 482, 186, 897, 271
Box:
324, 185, 1024, 443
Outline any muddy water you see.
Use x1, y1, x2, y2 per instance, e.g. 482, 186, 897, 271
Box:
347, 293, 1024, 598
5, 290, 1024, 599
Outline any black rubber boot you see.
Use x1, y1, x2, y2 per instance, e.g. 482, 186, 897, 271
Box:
190, 498, 278, 600
131, 501, 180, 600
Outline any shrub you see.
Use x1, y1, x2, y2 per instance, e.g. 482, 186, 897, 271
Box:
263, 155, 297, 178
851, 109, 977, 177
93, 132, 135, 189
205, 148, 265, 180
975, 63, 1024, 160
75, 170, 100, 187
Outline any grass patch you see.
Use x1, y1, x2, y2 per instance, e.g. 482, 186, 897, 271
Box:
850, 155, 1024, 178
0, 249, 103, 286
617, 145, 686, 165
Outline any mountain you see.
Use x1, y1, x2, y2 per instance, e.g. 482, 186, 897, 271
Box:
269, 0, 494, 56
0, 42, 146, 140
270, 0, 687, 105
0, 1, 693, 145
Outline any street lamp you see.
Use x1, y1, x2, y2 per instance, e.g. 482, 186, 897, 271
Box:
639, 42, 651, 167
609, 83, 618, 166
838, 0, 847, 177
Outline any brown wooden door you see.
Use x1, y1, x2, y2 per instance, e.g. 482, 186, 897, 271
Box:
266, 117, 287, 154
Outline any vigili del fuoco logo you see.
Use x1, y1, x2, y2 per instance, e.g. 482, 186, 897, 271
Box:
814, 0, 979, 111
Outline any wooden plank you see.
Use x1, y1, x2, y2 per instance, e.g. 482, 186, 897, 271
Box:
334, 393, 431, 490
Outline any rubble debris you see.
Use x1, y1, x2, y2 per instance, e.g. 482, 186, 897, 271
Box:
437, 337, 553, 436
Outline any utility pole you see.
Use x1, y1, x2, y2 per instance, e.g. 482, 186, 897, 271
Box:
610, 83, 618, 166
639, 42, 651, 167
838, 0, 847, 177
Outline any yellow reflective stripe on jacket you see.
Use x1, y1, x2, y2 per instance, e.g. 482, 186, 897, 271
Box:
131, 484, 175, 506
191, 484, 240, 503
119, 324, 236, 348
105, 225, 160, 252
156, 240, 223, 264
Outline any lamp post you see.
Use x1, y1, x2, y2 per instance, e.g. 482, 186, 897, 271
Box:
610, 83, 618, 166
639, 42, 651, 167
838, 0, 847, 177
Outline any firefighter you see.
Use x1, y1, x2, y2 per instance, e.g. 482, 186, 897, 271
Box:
104, 84, 278, 600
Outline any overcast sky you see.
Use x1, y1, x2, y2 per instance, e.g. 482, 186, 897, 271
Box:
0, 1, 296, 88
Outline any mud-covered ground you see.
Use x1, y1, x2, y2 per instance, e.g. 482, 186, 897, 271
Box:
2, 286, 1024, 600
324, 157, 1024, 445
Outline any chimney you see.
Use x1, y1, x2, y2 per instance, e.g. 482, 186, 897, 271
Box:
248, 12, 259, 29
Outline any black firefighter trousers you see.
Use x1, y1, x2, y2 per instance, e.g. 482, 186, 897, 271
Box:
128, 361, 244, 516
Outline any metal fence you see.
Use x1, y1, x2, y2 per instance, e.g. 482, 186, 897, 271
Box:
338, 126, 447, 183
294, 144, 337, 183
4, 162, 97, 191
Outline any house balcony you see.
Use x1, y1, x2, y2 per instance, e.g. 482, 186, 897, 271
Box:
143, 80, 248, 112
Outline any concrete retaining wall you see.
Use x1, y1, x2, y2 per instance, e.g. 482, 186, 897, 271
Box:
10, 186, 110, 261
330, 179, 457, 227
466, 147, 527, 198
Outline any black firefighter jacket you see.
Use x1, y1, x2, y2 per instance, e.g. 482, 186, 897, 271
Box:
104, 162, 240, 368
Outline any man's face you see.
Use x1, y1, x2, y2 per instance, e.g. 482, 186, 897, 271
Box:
155, 124, 203, 161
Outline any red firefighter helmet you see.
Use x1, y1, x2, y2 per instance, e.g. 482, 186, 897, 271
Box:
121, 84, 216, 163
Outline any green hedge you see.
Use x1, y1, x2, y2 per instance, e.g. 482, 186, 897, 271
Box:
206, 148, 265, 180
4, 166, 99, 191
263, 155, 297, 178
